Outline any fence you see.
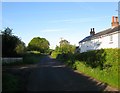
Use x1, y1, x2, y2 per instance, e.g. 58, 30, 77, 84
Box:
2, 58, 23, 63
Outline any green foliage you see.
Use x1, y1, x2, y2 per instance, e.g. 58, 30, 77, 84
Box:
22, 52, 43, 64
1, 27, 26, 57
72, 61, 119, 89
2, 52, 44, 66
2, 73, 21, 91
15, 41, 26, 55
72, 49, 119, 89
75, 49, 106, 69
29, 51, 41, 54
53, 47, 119, 89
47, 49, 54, 55
75, 48, 119, 70
59, 39, 75, 54
51, 39, 76, 60
51, 39, 76, 68
27, 37, 50, 53
51, 50, 61, 58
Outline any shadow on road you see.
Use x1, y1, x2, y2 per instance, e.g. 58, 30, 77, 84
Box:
2, 55, 116, 91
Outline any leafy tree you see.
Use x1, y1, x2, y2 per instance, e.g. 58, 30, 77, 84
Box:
1, 27, 26, 57
15, 41, 26, 55
27, 37, 50, 53
59, 39, 70, 47
51, 39, 76, 64
59, 39, 75, 54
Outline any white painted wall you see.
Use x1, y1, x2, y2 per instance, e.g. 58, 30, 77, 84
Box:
79, 31, 120, 53
2, 58, 23, 63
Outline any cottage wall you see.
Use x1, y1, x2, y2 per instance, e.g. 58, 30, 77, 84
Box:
79, 31, 119, 53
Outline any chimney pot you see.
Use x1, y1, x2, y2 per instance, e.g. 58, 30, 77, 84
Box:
115, 17, 118, 22
90, 28, 92, 36
90, 28, 95, 36
91, 28, 92, 31
93, 28, 95, 35
111, 16, 119, 28
112, 16, 114, 23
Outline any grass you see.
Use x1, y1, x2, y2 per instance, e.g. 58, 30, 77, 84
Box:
73, 61, 119, 89
22, 52, 44, 64
2, 52, 45, 91
2, 73, 22, 91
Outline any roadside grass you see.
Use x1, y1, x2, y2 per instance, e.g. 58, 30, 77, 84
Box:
2, 73, 22, 91
72, 61, 119, 89
2, 51, 45, 91
52, 49, 119, 90
22, 52, 44, 64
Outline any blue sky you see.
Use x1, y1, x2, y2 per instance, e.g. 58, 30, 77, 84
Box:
2, 2, 118, 49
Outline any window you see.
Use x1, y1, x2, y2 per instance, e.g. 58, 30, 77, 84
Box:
110, 35, 113, 41
109, 35, 113, 44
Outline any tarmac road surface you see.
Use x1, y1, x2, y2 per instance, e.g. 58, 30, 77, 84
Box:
26, 55, 117, 91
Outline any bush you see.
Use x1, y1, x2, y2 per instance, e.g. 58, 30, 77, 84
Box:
75, 48, 119, 70
72, 48, 119, 89
72, 61, 119, 89
51, 46, 119, 88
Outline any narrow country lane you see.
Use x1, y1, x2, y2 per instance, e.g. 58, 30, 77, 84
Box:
26, 55, 113, 91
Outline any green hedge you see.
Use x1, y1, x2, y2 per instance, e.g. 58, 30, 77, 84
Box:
2, 52, 44, 66
72, 61, 119, 89
75, 48, 119, 70
52, 48, 119, 72
52, 48, 119, 89
74, 48, 119, 89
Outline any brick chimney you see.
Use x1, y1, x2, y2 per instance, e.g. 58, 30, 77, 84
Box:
111, 16, 119, 28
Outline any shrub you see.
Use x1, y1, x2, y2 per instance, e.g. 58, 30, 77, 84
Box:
72, 49, 119, 88
75, 49, 119, 70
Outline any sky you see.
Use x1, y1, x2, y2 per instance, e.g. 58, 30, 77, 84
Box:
2, 2, 118, 49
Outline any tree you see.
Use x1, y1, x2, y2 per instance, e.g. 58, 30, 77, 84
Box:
1, 27, 26, 57
59, 39, 75, 54
15, 41, 26, 55
59, 39, 70, 47
27, 37, 50, 53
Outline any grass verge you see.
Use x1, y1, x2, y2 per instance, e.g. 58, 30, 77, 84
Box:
2, 52, 45, 91
72, 61, 119, 89
2, 73, 22, 91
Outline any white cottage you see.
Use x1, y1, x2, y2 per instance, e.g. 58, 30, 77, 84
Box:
79, 16, 120, 53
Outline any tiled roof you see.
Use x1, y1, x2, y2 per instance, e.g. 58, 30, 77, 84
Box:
79, 25, 120, 43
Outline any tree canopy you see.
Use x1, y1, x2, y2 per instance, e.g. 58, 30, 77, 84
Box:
1, 27, 26, 57
51, 39, 76, 58
59, 39, 75, 54
27, 37, 50, 53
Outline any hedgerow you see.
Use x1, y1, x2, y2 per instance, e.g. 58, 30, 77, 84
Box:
51, 48, 119, 89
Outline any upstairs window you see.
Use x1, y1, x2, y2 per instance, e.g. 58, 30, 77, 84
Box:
109, 35, 113, 44
110, 35, 113, 41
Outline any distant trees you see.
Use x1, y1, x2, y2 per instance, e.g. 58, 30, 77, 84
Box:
27, 37, 50, 53
1, 27, 26, 57
51, 39, 76, 58
15, 41, 26, 55
59, 39, 75, 54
